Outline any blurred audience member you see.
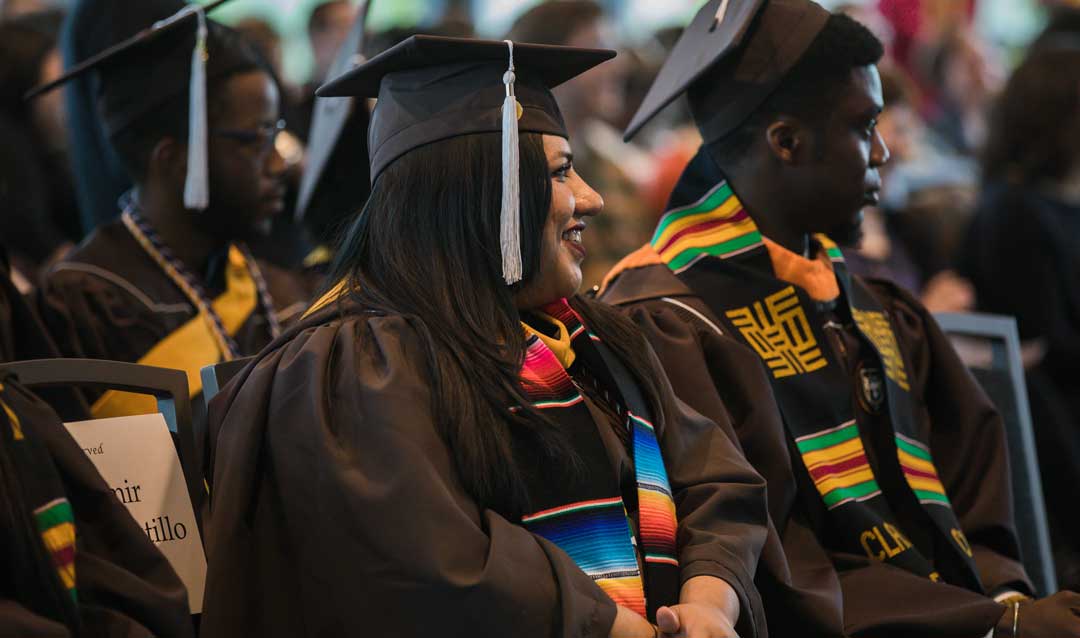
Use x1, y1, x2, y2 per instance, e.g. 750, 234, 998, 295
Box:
922, 25, 1004, 156
506, 1, 653, 287
958, 38, 1080, 591
0, 9, 80, 288
309, 0, 355, 84
289, 0, 357, 141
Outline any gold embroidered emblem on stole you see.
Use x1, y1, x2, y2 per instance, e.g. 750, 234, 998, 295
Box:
851, 308, 911, 391
726, 286, 827, 378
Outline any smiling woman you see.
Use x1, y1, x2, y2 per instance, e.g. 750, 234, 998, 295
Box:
201, 35, 770, 638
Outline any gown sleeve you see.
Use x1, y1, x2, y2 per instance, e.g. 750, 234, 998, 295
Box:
201, 313, 617, 638
647, 340, 769, 638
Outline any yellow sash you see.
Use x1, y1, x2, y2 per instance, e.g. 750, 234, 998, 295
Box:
91, 246, 260, 418
522, 314, 576, 369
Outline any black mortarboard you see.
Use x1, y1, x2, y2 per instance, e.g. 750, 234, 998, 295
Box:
316, 35, 615, 283
295, 0, 373, 230
27, 0, 265, 211
623, 0, 829, 143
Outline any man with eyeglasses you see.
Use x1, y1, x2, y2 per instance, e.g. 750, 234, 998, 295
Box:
33, 0, 308, 461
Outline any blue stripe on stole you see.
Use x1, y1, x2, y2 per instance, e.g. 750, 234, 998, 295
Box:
523, 501, 640, 577
631, 418, 673, 495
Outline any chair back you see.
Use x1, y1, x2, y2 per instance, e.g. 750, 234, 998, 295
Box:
199, 357, 254, 405
935, 312, 1057, 595
0, 358, 203, 526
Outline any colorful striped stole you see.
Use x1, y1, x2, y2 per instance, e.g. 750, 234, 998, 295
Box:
650, 180, 762, 272
518, 299, 679, 618
796, 420, 881, 510
34, 498, 78, 601
0, 382, 80, 612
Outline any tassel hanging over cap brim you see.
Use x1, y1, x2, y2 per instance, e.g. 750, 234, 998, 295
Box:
500, 39, 523, 285
184, 8, 210, 210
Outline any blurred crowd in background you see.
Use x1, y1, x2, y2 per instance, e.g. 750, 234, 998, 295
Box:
2, 0, 1080, 578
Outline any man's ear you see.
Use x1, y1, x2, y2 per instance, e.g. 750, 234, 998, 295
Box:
764, 118, 803, 165
146, 136, 187, 188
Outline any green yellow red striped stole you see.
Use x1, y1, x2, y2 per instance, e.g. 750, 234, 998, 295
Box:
34, 498, 78, 601
796, 421, 881, 509
518, 299, 679, 618
650, 180, 762, 272
895, 433, 951, 506
798, 422, 952, 511
0, 379, 80, 622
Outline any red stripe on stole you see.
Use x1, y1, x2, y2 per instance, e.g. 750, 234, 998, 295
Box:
900, 465, 941, 481
604, 586, 647, 617
655, 208, 747, 254
51, 545, 76, 567
637, 490, 677, 549
521, 343, 574, 394
808, 452, 869, 481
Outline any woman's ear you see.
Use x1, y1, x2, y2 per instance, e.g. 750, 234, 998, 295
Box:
765, 118, 802, 165
146, 136, 188, 189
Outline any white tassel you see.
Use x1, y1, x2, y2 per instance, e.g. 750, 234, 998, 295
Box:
711, 0, 731, 31
184, 9, 210, 210
500, 40, 522, 285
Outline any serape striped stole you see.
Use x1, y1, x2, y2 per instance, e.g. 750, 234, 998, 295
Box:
518, 299, 679, 619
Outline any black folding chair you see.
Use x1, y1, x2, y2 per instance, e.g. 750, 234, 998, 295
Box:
935, 312, 1058, 596
0, 358, 204, 531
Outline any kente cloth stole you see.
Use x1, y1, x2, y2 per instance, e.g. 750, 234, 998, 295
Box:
90, 207, 279, 419
517, 299, 680, 620
0, 379, 80, 629
656, 155, 981, 589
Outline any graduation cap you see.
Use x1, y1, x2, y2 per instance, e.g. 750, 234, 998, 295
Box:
295, 0, 373, 231
623, 0, 829, 143
26, 0, 265, 211
317, 35, 615, 284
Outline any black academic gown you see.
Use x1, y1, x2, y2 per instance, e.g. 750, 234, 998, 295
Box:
1, 252, 192, 637
601, 259, 1031, 638
199, 299, 769, 638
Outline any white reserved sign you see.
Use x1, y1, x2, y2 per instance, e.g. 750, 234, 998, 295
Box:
64, 413, 206, 613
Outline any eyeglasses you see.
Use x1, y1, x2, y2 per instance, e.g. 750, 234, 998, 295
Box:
212, 119, 287, 156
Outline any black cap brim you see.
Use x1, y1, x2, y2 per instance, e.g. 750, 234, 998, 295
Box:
24, 0, 232, 100
623, 0, 829, 143
316, 35, 615, 99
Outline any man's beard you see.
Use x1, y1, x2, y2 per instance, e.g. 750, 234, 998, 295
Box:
825, 213, 865, 248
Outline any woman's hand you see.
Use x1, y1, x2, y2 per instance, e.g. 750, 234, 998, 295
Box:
609, 605, 658, 638
656, 603, 739, 638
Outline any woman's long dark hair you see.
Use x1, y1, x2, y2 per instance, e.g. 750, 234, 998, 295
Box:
326, 132, 668, 518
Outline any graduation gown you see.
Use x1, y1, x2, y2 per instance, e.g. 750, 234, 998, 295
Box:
35, 219, 310, 449
199, 299, 769, 638
1, 249, 88, 421
1, 255, 192, 637
602, 252, 1033, 637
